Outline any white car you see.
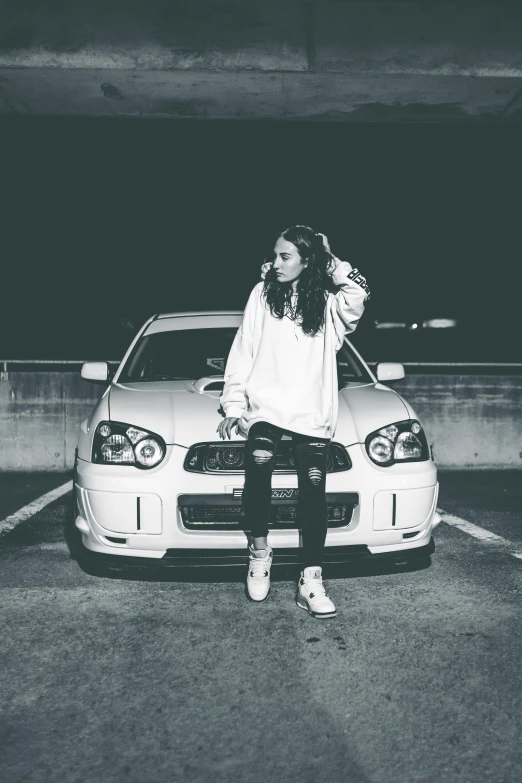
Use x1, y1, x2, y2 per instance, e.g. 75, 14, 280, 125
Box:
72, 309, 440, 574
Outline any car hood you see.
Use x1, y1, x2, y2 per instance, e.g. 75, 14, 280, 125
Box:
108, 380, 410, 447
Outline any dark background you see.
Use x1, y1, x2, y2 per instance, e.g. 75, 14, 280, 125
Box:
2, 116, 520, 363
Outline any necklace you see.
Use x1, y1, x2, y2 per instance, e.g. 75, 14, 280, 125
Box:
289, 292, 299, 340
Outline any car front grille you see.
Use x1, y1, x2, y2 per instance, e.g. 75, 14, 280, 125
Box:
184, 439, 352, 474
178, 491, 358, 531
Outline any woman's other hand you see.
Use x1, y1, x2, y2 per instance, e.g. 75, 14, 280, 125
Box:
217, 417, 240, 439
260, 261, 271, 280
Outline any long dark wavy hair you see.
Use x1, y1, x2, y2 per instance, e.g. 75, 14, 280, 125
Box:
261, 225, 339, 337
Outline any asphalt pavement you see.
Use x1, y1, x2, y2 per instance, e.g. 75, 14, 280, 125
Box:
0, 471, 521, 783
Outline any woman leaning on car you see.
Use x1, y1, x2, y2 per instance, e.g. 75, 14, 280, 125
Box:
217, 225, 370, 619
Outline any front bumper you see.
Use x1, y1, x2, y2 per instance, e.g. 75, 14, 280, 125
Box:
75, 443, 440, 560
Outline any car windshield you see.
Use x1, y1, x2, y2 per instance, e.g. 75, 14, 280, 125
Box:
117, 327, 373, 386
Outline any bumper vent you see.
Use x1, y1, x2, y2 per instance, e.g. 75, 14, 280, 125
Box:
184, 440, 352, 474
178, 491, 358, 531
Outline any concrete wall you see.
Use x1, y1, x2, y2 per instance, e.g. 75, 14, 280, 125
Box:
1, 372, 521, 471
0, 373, 102, 472
1, 1, 522, 121
2, 0, 521, 75
391, 375, 522, 469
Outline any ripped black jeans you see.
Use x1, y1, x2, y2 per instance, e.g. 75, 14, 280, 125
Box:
241, 420, 331, 569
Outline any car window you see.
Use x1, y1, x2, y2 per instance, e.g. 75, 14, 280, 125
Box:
118, 327, 373, 384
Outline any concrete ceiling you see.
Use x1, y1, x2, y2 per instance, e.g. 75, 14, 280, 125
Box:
1, 0, 522, 123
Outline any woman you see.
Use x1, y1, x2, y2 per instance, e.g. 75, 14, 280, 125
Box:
216, 225, 370, 619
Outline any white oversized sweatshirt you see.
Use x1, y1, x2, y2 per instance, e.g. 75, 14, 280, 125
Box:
219, 261, 370, 440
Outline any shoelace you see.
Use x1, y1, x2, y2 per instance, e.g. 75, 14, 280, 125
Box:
249, 553, 271, 578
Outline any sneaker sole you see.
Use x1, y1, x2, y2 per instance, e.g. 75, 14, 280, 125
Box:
295, 594, 337, 619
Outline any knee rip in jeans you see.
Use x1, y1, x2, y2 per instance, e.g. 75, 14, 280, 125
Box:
307, 467, 322, 484
252, 436, 274, 464
303, 443, 327, 485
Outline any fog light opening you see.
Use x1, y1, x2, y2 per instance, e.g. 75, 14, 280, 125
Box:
105, 536, 127, 544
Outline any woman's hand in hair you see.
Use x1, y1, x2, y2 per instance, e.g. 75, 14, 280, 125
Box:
217, 417, 240, 440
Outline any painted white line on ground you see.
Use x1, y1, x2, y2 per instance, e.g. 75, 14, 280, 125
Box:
0, 542, 69, 553
438, 509, 506, 543
438, 507, 522, 561
0, 481, 72, 536
38, 542, 69, 551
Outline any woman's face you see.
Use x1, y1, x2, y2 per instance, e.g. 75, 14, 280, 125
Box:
272, 236, 307, 285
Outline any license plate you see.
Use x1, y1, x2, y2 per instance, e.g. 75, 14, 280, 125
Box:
271, 488, 298, 499
231, 488, 298, 499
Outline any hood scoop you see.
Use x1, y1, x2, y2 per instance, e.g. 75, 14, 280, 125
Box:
192, 375, 225, 394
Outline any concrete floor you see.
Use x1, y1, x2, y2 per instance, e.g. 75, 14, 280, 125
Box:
0, 471, 521, 783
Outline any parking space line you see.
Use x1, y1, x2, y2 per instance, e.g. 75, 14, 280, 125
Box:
438, 508, 522, 561
0, 481, 72, 536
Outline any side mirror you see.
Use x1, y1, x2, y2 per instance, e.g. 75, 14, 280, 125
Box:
81, 361, 111, 384
376, 362, 405, 382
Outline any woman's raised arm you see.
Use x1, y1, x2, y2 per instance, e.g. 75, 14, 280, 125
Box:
327, 258, 370, 350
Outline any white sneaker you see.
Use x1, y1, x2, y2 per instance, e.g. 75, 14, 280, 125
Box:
246, 543, 273, 603
296, 566, 337, 619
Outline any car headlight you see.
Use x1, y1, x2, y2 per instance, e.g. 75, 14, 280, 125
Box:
92, 421, 166, 469
365, 419, 429, 467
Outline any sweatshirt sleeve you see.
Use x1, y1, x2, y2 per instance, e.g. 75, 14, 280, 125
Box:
219, 284, 259, 419
329, 260, 370, 351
